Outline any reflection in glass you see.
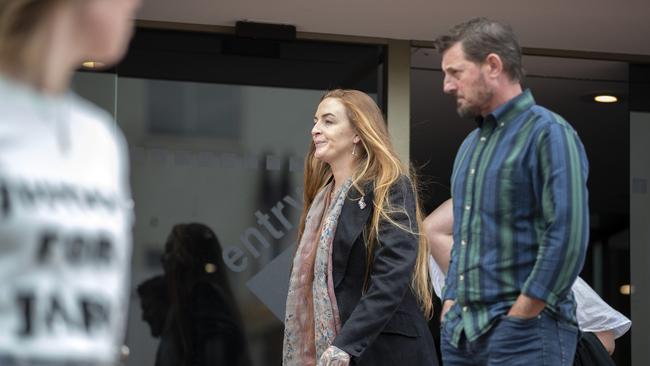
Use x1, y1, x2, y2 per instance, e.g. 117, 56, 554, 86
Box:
137, 223, 252, 366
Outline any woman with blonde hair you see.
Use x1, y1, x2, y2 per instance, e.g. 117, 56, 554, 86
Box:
0, 0, 139, 364
283, 89, 438, 366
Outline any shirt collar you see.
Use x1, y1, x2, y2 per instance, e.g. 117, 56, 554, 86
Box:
475, 89, 535, 128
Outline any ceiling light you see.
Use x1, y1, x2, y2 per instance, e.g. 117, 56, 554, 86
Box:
205, 263, 217, 273
594, 95, 618, 103
619, 284, 632, 295
82, 61, 105, 69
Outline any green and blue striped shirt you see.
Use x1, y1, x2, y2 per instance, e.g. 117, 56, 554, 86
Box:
442, 89, 590, 347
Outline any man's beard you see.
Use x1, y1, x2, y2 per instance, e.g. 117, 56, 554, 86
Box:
456, 75, 494, 119
457, 101, 482, 119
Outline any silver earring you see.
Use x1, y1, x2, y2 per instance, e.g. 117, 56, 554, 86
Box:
352, 143, 357, 156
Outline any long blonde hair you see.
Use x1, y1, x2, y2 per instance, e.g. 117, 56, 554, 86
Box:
0, 0, 64, 73
298, 89, 433, 318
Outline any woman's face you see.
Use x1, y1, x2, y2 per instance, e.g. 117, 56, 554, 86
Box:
312, 97, 360, 165
74, 0, 141, 65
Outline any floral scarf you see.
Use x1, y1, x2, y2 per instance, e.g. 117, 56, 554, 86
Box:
283, 179, 352, 366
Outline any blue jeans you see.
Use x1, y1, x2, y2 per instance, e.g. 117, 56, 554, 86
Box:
441, 311, 579, 366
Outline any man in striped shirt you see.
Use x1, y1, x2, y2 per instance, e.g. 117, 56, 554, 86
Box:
434, 18, 590, 366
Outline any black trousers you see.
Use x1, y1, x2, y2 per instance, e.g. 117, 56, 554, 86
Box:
574, 332, 616, 366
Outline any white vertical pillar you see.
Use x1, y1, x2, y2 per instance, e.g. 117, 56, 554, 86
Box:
387, 40, 411, 163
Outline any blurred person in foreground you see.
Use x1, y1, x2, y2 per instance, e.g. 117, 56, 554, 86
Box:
0, 0, 140, 364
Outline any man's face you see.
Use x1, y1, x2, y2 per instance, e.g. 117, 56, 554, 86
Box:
441, 42, 494, 119
137, 276, 168, 338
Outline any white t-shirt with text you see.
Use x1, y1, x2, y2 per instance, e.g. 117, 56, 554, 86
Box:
0, 76, 133, 363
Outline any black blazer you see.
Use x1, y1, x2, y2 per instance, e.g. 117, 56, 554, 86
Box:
331, 176, 438, 366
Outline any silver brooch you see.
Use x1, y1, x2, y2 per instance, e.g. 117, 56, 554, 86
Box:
358, 196, 366, 210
